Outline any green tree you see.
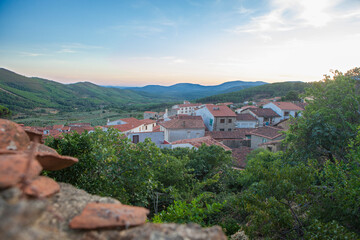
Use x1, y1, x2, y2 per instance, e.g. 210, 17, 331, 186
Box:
285, 69, 360, 162
0, 105, 11, 118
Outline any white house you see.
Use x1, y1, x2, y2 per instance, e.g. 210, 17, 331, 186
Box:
243, 108, 281, 126
235, 113, 258, 128
195, 104, 236, 131
159, 115, 205, 142
172, 102, 203, 115
106, 118, 156, 134
263, 102, 304, 120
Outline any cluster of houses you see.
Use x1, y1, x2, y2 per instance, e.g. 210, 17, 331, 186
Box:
22, 98, 306, 169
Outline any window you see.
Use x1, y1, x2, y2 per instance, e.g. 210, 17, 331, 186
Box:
284, 111, 289, 117
220, 119, 225, 123
228, 119, 232, 123
262, 138, 268, 143
132, 135, 139, 144
228, 128, 232, 131
220, 128, 225, 131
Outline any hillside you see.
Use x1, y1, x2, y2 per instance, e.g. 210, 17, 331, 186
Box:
0, 68, 172, 113
196, 81, 309, 103
115, 80, 267, 100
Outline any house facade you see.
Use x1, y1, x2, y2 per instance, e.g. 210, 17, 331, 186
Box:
159, 116, 205, 142
195, 104, 236, 131
250, 126, 284, 149
235, 113, 258, 128
243, 108, 281, 126
172, 103, 203, 115
263, 102, 304, 120
127, 131, 164, 146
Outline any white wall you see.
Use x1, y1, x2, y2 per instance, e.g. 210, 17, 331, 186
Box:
263, 102, 297, 121
127, 131, 164, 146
165, 128, 205, 142
235, 121, 257, 128
195, 107, 214, 131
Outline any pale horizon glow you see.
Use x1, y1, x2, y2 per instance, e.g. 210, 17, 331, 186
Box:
0, 0, 359, 87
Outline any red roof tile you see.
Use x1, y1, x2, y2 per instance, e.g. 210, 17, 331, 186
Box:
172, 136, 231, 151
206, 131, 246, 140
248, 108, 280, 118
138, 119, 156, 125
232, 146, 253, 168
250, 126, 283, 139
269, 102, 304, 111
152, 125, 161, 132
236, 113, 258, 121
159, 117, 205, 129
70, 126, 94, 134
107, 124, 140, 132
205, 104, 237, 117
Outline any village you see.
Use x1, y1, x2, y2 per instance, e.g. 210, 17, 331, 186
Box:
21, 97, 307, 169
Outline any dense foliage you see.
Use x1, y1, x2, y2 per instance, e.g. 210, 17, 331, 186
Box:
196, 81, 308, 103
45, 67, 360, 239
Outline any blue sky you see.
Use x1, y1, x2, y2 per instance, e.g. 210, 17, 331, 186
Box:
0, 0, 359, 86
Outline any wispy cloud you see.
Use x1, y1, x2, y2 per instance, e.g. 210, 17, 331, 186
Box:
19, 52, 44, 57
228, 0, 358, 34
57, 43, 103, 54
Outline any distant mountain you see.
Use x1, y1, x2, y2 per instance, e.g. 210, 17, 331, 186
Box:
196, 81, 309, 103
110, 80, 267, 100
0, 68, 171, 113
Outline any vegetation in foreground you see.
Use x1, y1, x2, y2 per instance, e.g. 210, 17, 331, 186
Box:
45, 68, 360, 239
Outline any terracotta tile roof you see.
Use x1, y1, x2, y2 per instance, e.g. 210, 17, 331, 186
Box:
250, 126, 284, 139
206, 131, 246, 140
248, 108, 280, 118
172, 136, 231, 151
61, 126, 70, 131
144, 111, 157, 113
152, 125, 161, 132
178, 115, 203, 120
241, 105, 257, 110
270, 102, 304, 111
52, 124, 64, 130
234, 128, 256, 138
232, 146, 253, 168
236, 113, 258, 121
138, 119, 156, 125
70, 126, 94, 134
293, 102, 307, 110
205, 104, 237, 117
159, 117, 205, 129
107, 124, 140, 132
68, 123, 91, 127
119, 118, 141, 125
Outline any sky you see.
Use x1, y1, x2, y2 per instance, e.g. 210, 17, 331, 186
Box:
0, 0, 359, 87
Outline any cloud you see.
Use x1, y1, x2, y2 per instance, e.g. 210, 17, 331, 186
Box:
228, 0, 359, 34
19, 52, 44, 57
57, 43, 103, 54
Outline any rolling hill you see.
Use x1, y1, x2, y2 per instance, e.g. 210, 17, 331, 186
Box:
111, 80, 267, 100
196, 81, 309, 103
0, 68, 171, 113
